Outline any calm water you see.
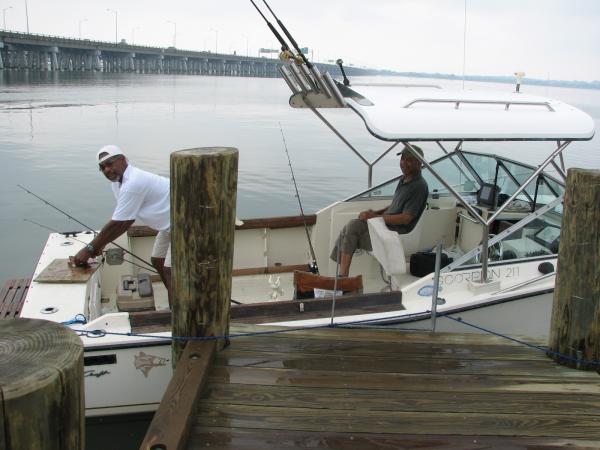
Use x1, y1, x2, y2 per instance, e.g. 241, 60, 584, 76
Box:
1, 71, 600, 284
1, 71, 599, 448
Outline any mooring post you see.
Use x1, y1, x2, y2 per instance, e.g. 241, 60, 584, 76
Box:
170, 147, 238, 365
0, 318, 84, 450
548, 168, 600, 369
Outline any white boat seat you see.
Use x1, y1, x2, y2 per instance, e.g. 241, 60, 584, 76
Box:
367, 214, 426, 276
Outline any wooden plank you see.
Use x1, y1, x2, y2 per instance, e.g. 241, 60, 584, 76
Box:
236, 215, 316, 230
0, 279, 30, 319
294, 271, 363, 296
232, 264, 310, 277
207, 365, 600, 394
230, 291, 402, 320
127, 225, 159, 237
214, 349, 578, 377
201, 383, 600, 416
195, 403, 600, 438
33, 259, 99, 283
140, 340, 216, 450
0, 279, 17, 318
12, 278, 30, 317
221, 334, 550, 361
228, 323, 547, 347
187, 428, 600, 450
127, 214, 317, 237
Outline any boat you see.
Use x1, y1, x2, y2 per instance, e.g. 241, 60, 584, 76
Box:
14, 61, 595, 416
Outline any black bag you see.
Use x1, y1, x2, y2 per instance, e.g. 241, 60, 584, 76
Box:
410, 251, 452, 277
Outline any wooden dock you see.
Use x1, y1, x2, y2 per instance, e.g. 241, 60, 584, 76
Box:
0, 278, 30, 320
142, 324, 600, 450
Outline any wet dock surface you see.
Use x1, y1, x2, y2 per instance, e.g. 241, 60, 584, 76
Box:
146, 324, 600, 450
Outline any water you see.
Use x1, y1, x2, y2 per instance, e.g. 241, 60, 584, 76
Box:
1, 71, 600, 285
1, 71, 599, 449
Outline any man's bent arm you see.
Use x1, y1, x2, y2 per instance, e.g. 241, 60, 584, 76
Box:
72, 219, 134, 265
90, 219, 135, 252
383, 212, 415, 226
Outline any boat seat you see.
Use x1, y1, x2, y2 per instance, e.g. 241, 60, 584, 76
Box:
367, 214, 426, 276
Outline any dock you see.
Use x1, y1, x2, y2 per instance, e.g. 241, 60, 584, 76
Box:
142, 323, 600, 450
0, 278, 30, 320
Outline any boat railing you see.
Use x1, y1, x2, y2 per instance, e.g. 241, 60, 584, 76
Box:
491, 271, 556, 296
403, 98, 556, 112
442, 195, 563, 273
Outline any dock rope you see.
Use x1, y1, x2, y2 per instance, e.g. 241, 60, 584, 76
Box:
69, 309, 600, 367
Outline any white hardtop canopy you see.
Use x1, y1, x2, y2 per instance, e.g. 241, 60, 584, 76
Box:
345, 85, 595, 142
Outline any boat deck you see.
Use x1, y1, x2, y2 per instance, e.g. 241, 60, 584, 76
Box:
0, 278, 30, 320
142, 324, 600, 450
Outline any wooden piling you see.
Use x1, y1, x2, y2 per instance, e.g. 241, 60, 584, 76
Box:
0, 318, 84, 450
549, 168, 600, 369
170, 147, 238, 365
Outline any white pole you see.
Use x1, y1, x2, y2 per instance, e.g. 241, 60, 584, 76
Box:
2, 6, 13, 30
462, 0, 467, 89
24, 0, 29, 33
106, 9, 117, 44
167, 20, 176, 47
210, 28, 218, 54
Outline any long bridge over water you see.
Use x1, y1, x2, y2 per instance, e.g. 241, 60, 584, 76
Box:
0, 31, 371, 78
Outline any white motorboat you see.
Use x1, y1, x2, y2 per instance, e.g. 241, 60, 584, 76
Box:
16, 68, 595, 416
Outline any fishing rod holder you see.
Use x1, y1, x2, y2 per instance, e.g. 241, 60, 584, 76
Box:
105, 248, 125, 265
280, 64, 346, 108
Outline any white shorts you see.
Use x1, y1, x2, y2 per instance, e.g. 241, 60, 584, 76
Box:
151, 229, 171, 268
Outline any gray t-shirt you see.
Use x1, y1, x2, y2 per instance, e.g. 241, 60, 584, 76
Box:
384, 173, 429, 233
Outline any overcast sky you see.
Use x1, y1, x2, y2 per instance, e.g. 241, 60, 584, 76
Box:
2, 0, 599, 81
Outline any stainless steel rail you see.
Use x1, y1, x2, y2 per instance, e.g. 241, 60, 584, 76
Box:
404, 98, 555, 112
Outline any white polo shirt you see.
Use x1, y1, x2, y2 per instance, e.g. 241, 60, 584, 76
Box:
111, 165, 170, 231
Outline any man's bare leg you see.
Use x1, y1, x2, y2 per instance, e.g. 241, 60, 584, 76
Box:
152, 257, 172, 308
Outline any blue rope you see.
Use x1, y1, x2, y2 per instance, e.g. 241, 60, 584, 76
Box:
62, 313, 87, 326
440, 313, 600, 367
69, 309, 600, 367
71, 310, 428, 341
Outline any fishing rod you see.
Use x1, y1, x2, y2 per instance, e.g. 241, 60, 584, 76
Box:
24, 219, 158, 274
279, 123, 318, 274
249, 0, 295, 60
260, 0, 313, 69
17, 184, 156, 271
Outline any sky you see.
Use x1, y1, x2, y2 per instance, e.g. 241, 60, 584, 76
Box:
2, 0, 600, 82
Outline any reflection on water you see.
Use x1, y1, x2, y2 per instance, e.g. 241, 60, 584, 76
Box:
1, 71, 599, 285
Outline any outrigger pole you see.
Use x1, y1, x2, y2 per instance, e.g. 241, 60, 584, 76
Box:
17, 184, 156, 272
279, 123, 319, 274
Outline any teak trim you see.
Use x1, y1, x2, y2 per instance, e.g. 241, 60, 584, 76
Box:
127, 214, 317, 237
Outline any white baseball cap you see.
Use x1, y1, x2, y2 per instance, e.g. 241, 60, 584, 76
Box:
97, 145, 124, 164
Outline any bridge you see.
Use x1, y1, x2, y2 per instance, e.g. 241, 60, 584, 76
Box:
0, 31, 368, 78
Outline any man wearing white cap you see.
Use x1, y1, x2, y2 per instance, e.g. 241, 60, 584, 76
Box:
73, 145, 172, 306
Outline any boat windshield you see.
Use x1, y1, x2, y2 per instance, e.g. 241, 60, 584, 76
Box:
355, 150, 563, 205
351, 149, 564, 262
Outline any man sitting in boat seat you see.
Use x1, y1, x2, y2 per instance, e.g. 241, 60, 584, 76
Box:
72, 145, 172, 306
330, 145, 428, 277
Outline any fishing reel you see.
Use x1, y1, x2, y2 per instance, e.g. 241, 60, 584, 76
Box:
279, 49, 303, 65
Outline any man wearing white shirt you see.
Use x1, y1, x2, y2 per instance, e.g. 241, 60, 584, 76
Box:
73, 145, 172, 306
